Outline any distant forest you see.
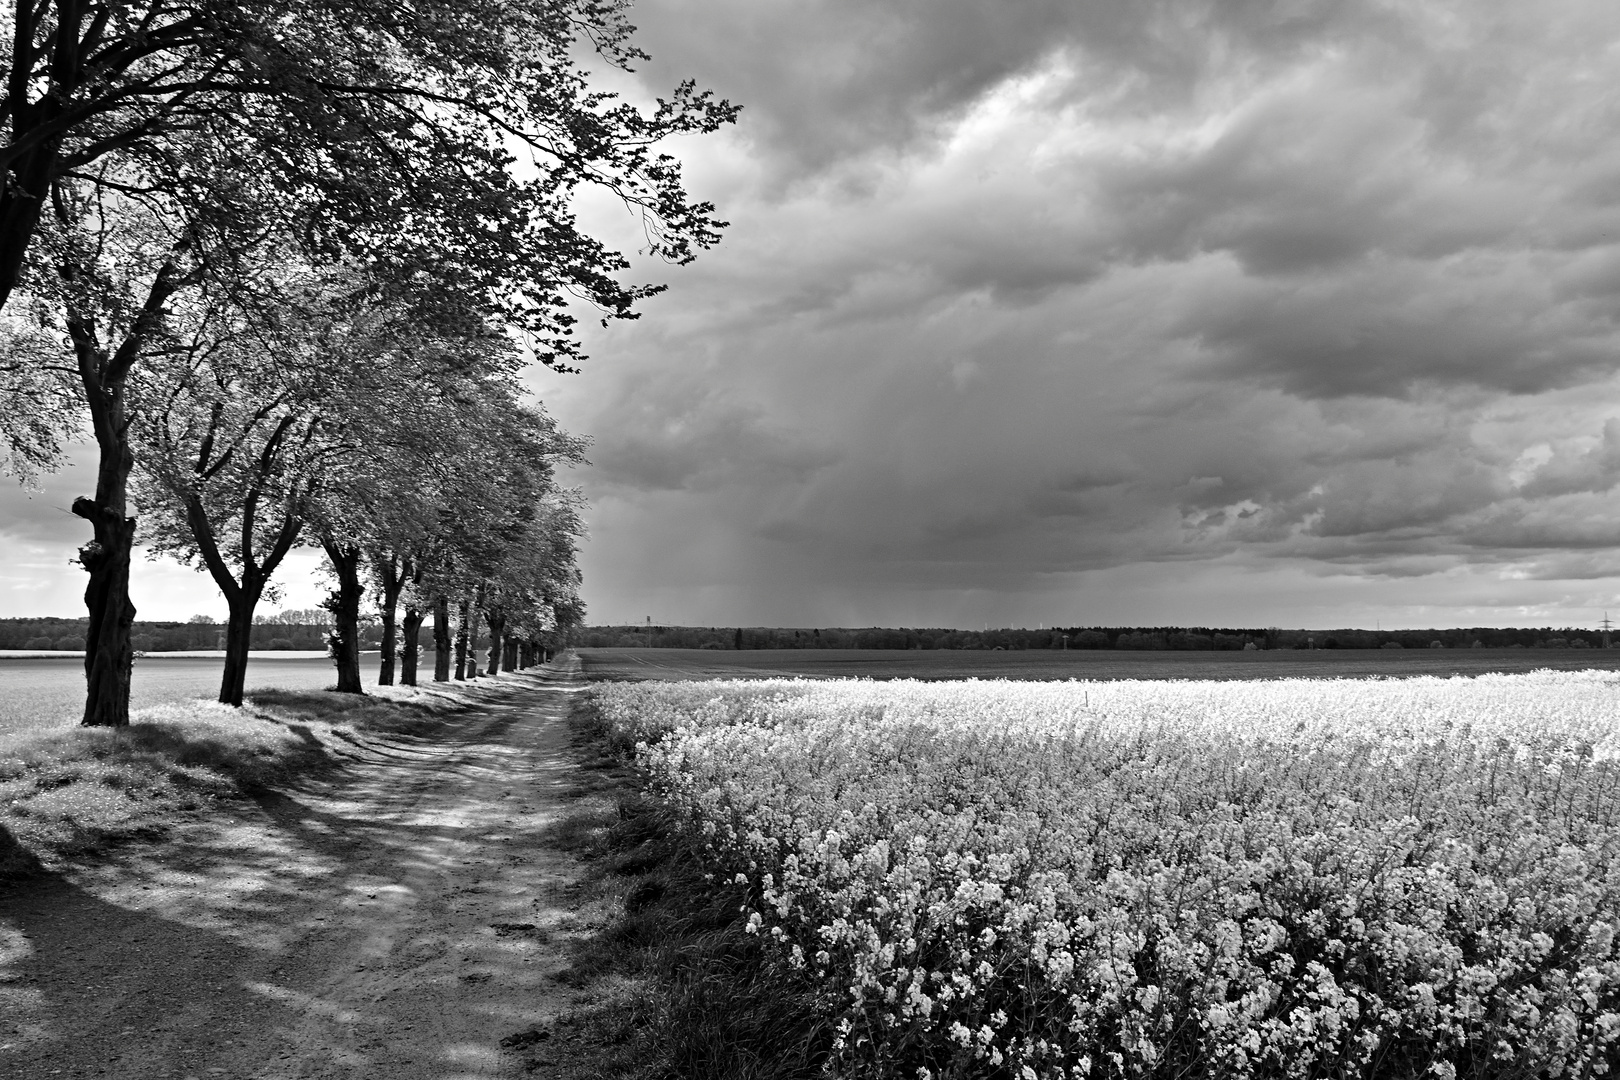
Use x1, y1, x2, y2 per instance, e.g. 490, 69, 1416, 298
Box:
6, 618, 1611, 654
578, 624, 1613, 651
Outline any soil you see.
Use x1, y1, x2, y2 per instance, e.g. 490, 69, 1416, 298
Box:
575, 645, 1620, 682
0, 655, 617, 1079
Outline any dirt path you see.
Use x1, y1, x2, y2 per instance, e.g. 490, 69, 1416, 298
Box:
0, 655, 608, 1079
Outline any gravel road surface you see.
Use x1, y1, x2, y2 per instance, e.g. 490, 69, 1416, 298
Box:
0, 657, 604, 1079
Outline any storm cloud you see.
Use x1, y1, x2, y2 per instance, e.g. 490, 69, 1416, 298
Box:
535, 0, 1620, 629
8, 0, 1620, 628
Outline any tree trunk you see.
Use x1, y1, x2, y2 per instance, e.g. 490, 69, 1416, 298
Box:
372, 552, 405, 686
454, 597, 470, 680
398, 559, 424, 686
65, 253, 190, 725
504, 637, 518, 671
74, 499, 135, 727
401, 606, 425, 686
182, 484, 301, 708
432, 593, 451, 682
484, 613, 506, 676
218, 592, 262, 708
321, 538, 365, 694
70, 332, 138, 728
467, 584, 484, 679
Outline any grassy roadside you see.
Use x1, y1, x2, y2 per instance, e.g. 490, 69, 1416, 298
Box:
534, 688, 832, 1080
0, 681, 510, 879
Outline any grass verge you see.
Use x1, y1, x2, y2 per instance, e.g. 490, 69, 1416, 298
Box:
532, 690, 833, 1080
0, 680, 508, 879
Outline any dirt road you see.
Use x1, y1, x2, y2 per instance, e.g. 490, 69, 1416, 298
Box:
0, 656, 608, 1079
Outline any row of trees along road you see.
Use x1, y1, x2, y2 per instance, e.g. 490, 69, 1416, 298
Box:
0, 0, 737, 724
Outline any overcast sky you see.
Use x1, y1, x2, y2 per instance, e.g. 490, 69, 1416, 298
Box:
9, 0, 1620, 630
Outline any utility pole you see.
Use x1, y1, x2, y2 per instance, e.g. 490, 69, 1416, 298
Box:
1602, 612, 1613, 649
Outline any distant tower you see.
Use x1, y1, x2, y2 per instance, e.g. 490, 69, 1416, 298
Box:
1603, 612, 1613, 649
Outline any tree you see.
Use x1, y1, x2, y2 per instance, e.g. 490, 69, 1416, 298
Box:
11, 117, 370, 724
344, 380, 584, 689
1, 2, 735, 725
442, 411, 585, 680
0, 317, 74, 482
137, 263, 536, 704
355, 376, 577, 688
13, 169, 213, 725
370, 548, 411, 688
132, 278, 349, 706
393, 557, 427, 686
455, 587, 480, 683
302, 321, 585, 696
432, 592, 452, 683
0, 0, 737, 328
319, 539, 366, 693
480, 490, 586, 676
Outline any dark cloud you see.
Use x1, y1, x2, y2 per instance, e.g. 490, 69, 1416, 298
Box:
1180, 267, 1620, 399
625, 0, 1393, 175
17, 2, 1620, 629
1310, 456, 1502, 538
1456, 495, 1620, 552
1517, 421, 1620, 499
577, 369, 840, 494
1521, 554, 1620, 581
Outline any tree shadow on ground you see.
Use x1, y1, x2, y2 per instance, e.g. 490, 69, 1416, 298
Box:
1, 870, 287, 1079
0, 666, 589, 1079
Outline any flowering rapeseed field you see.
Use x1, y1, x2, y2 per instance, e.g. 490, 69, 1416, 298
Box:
596, 672, 1620, 1079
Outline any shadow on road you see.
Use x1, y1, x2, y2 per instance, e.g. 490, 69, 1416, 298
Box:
0, 662, 596, 1080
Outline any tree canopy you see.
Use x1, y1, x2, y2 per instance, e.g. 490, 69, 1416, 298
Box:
0, 0, 737, 365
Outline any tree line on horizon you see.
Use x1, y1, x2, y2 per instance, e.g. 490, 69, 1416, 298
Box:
579, 624, 1614, 651
2, 615, 1608, 660
0, 2, 736, 724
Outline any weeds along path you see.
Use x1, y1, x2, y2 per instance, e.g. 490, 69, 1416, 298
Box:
0, 655, 606, 1080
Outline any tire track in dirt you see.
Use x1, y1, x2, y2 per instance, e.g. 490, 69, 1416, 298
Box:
0, 655, 605, 1079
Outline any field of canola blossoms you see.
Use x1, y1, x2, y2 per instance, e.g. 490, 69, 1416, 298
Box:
594, 672, 1620, 1080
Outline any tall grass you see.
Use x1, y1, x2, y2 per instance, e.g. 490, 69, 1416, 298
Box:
535, 696, 832, 1080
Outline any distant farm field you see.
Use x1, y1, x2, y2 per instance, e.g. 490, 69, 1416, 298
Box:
0, 654, 384, 735
577, 644, 1620, 682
